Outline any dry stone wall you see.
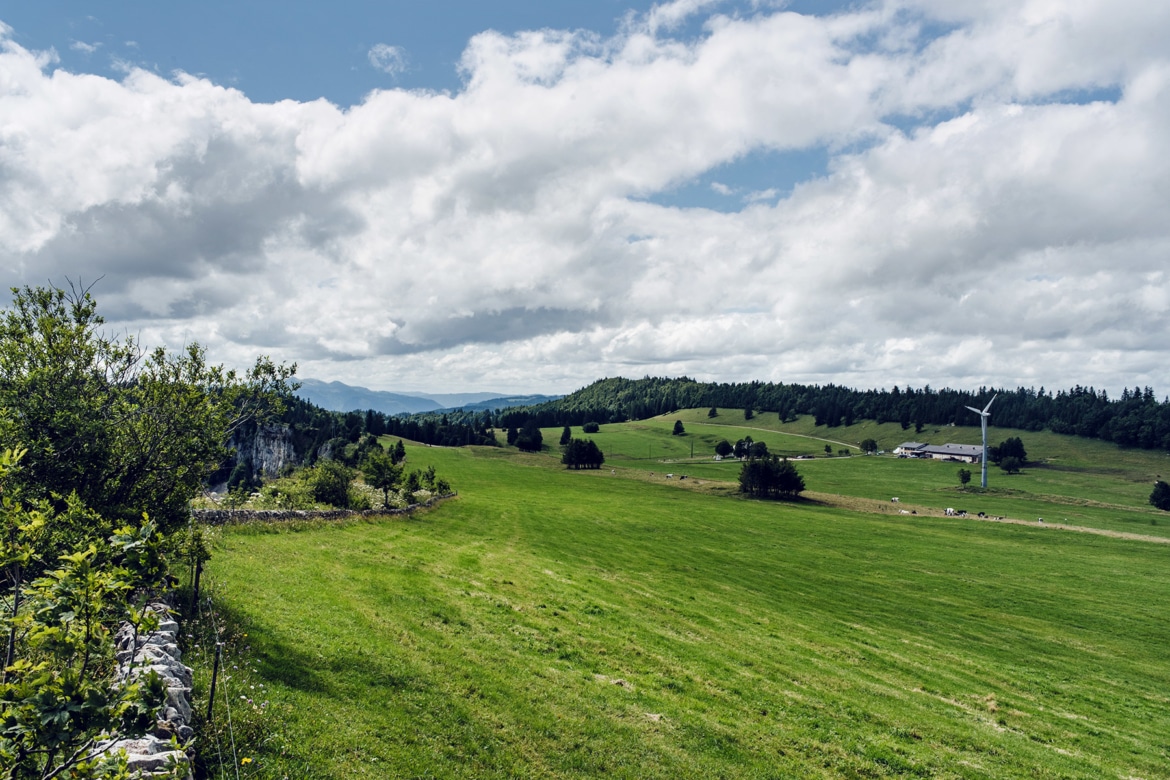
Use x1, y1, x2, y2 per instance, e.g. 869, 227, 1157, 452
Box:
102, 602, 194, 778
193, 492, 456, 525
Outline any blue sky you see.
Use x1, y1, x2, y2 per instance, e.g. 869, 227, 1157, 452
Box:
7, 1, 864, 102
2, 1, 1169, 394
5, 1, 664, 103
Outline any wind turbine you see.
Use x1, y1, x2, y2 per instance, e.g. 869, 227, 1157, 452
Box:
965, 394, 997, 488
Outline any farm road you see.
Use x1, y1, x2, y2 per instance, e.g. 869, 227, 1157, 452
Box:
813, 492, 1170, 546
968, 514, 1170, 544
687, 421, 857, 450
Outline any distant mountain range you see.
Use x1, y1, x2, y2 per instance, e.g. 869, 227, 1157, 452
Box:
295, 378, 557, 415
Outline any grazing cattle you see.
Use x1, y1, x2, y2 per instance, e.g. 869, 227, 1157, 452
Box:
679, 475, 688, 480
899, 509, 911, 515
1038, 518, 1043, 524
665, 473, 674, 479
945, 507, 955, 516
977, 512, 986, 518
891, 497, 900, 503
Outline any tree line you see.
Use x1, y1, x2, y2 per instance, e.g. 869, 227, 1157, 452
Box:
487, 377, 1170, 453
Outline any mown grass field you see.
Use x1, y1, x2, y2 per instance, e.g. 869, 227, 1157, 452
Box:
193, 415, 1170, 778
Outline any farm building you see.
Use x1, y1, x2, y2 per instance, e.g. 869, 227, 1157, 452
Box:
894, 442, 927, 456
919, 443, 983, 463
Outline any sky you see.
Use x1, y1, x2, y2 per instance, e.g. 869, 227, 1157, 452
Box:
1, 0, 1169, 396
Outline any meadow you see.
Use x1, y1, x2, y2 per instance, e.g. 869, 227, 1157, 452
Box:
192, 414, 1170, 778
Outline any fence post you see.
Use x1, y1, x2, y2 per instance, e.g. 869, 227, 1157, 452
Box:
190, 558, 203, 613
206, 642, 222, 723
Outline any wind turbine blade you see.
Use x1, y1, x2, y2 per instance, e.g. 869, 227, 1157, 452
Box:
982, 393, 998, 414
965, 406, 983, 415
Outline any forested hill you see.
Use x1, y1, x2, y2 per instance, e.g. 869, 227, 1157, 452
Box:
497, 377, 1170, 452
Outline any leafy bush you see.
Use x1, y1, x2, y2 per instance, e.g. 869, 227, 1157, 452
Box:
253, 471, 321, 510
310, 460, 355, 508
1, 450, 182, 780
1151, 480, 1170, 511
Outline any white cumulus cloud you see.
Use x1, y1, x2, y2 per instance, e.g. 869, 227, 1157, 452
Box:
368, 43, 408, 76
1, 1, 1169, 395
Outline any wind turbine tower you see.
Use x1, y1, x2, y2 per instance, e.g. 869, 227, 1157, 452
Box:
965, 394, 997, 488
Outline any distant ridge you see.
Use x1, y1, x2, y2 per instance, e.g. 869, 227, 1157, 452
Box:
295, 378, 558, 415
437, 394, 559, 413
296, 379, 440, 415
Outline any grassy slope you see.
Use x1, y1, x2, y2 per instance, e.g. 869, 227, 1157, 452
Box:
574, 411, 1170, 539
198, 421, 1170, 779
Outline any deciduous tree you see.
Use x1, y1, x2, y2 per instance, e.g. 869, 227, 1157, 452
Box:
999, 456, 1022, 475
0, 284, 295, 535
361, 450, 403, 509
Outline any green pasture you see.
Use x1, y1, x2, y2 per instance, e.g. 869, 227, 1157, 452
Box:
194, 423, 1170, 778
551, 413, 1170, 539
559, 416, 849, 465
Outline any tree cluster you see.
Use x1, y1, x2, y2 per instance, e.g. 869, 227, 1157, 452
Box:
989, 436, 1027, 464
738, 456, 805, 499
562, 438, 605, 470
731, 437, 768, 459
514, 419, 543, 452
0, 285, 294, 534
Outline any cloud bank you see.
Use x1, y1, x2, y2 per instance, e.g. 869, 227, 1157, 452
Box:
1, 0, 1169, 394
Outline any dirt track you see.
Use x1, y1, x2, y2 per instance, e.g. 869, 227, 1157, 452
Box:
804, 492, 1170, 545
959, 513, 1170, 544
